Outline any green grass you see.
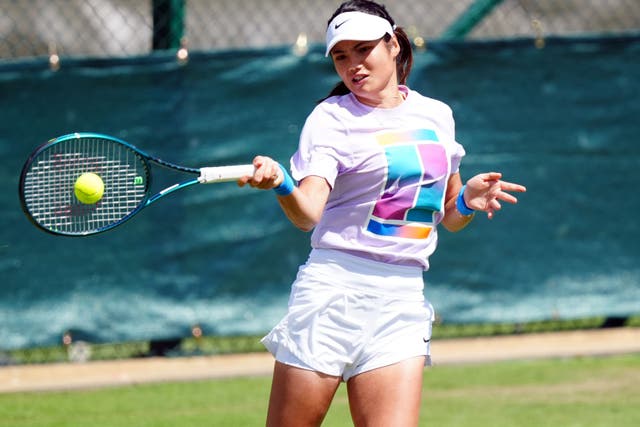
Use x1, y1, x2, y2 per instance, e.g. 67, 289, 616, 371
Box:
1, 354, 638, 427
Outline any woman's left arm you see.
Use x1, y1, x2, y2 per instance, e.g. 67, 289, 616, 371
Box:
441, 172, 527, 232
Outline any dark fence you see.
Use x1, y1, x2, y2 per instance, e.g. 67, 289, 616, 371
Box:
1, 0, 639, 363
2, 36, 639, 357
2, 0, 639, 59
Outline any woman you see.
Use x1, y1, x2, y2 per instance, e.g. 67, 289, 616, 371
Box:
239, 1, 526, 425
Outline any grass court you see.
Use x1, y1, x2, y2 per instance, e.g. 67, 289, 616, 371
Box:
1, 353, 638, 426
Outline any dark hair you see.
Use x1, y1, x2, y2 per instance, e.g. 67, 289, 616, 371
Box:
323, 0, 413, 99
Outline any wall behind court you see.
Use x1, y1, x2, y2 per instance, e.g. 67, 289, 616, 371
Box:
1, 35, 639, 350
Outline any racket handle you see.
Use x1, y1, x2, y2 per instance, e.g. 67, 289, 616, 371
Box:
199, 164, 255, 183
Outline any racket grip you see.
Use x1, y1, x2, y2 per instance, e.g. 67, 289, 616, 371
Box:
199, 165, 255, 183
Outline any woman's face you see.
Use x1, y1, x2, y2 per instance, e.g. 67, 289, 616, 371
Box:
330, 36, 400, 107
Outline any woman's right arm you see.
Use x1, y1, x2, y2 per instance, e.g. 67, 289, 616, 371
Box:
276, 175, 331, 232
238, 155, 331, 232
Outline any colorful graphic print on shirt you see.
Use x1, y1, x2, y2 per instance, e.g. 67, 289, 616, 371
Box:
366, 129, 449, 239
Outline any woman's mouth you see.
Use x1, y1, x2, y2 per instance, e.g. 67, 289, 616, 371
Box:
352, 74, 367, 85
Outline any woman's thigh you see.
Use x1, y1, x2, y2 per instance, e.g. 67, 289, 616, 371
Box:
346, 356, 426, 427
266, 361, 342, 427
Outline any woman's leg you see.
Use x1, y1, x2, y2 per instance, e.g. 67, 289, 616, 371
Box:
346, 356, 426, 427
266, 361, 342, 427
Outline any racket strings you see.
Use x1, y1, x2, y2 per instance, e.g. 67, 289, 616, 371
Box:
22, 136, 149, 235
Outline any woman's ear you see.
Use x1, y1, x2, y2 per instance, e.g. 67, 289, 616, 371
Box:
389, 35, 401, 59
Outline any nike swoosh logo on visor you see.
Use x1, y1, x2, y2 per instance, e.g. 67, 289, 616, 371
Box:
335, 19, 349, 29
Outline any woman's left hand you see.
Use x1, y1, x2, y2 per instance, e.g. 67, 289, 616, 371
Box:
464, 172, 527, 219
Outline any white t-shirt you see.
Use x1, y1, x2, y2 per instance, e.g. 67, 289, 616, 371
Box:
290, 86, 466, 270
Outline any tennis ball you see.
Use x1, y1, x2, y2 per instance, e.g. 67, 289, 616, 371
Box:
74, 172, 104, 204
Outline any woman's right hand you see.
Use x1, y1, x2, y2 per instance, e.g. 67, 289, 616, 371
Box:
237, 155, 283, 190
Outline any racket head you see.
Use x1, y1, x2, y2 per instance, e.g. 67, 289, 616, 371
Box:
19, 133, 152, 236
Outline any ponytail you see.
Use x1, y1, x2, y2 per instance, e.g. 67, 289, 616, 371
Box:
394, 27, 413, 86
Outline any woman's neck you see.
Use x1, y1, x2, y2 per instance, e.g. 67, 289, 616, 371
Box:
354, 85, 407, 109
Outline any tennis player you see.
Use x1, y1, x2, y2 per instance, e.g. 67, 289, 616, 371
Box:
240, 1, 526, 425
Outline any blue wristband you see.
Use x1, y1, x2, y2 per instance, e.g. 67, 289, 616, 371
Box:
273, 164, 295, 196
456, 185, 475, 216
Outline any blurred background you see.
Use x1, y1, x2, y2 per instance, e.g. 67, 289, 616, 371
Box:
1, 0, 639, 364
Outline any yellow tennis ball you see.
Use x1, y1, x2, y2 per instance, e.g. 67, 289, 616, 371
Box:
74, 172, 104, 204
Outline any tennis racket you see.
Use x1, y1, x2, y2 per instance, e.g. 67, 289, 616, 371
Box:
19, 132, 255, 236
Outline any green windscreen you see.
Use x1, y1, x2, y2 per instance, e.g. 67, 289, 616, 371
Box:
1, 37, 639, 349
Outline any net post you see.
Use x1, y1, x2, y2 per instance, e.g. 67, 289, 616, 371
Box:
442, 0, 505, 39
152, 0, 185, 50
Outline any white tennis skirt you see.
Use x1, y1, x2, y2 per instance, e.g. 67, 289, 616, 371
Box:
262, 248, 435, 381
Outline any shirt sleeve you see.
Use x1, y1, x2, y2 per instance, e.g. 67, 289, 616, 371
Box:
445, 105, 466, 174
290, 105, 343, 188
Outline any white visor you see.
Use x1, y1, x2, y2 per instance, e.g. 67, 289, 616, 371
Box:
325, 11, 395, 57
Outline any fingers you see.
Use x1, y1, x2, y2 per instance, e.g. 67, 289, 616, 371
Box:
500, 180, 527, 193
475, 174, 526, 193
466, 172, 502, 193
465, 173, 526, 219
495, 180, 526, 205
243, 156, 282, 189
495, 189, 519, 204
482, 171, 502, 182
